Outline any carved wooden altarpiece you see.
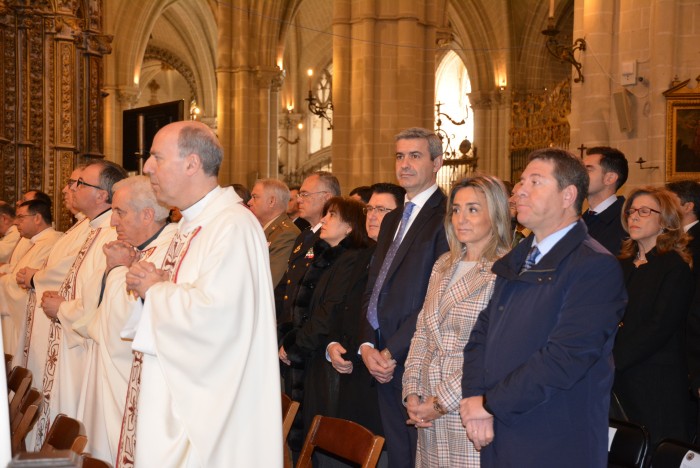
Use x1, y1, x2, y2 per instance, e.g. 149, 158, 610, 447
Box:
0, 0, 110, 230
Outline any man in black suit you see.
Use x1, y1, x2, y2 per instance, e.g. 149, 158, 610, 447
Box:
667, 180, 700, 273
360, 127, 449, 468
582, 146, 629, 255
668, 180, 700, 435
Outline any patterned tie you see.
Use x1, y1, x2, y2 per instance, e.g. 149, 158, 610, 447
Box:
366, 202, 415, 330
520, 245, 540, 273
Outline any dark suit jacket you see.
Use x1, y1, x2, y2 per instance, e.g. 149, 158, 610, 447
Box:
275, 228, 320, 323
462, 220, 627, 467
584, 195, 627, 255
361, 188, 449, 365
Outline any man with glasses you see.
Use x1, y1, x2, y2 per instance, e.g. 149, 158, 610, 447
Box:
248, 178, 300, 288
276, 170, 339, 453
32, 160, 127, 449
0, 200, 62, 354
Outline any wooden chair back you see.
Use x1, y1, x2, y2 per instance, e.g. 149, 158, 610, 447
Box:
282, 393, 301, 468
10, 387, 42, 454
296, 415, 384, 468
40, 413, 88, 454
81, 454, 113, 468
7, 366, 32, 423
282, 393, 300, 440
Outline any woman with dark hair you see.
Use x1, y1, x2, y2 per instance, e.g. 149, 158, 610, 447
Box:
402, 175, 512, 467
614, 186, 694, 445
326, 182, 405, 436
277, 196, 371, 449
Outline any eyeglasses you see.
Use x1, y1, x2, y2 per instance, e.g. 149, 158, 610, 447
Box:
67, 178, 105, 191
15, 213, 35, 220
624, 206, 661, 217
364, 205, 394, 215
297, 191, 328, 200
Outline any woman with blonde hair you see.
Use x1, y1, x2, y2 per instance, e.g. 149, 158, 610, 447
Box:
613, 186, 694, 445
403, 175, 511, 467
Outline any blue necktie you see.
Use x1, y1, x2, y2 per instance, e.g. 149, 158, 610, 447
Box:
366, 202, 415, 330
520, 245, 540, 273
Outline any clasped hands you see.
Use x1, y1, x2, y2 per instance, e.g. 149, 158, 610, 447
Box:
125, 260, 168, 299
460, 395, 495, 450
405, 394, 441, 429
359, 345, 396, 384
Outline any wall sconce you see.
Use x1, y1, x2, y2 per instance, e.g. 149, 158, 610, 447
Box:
306, 68, 333, 130
541, 16, 587, 83
279, 108, 302, 145
635, 157, 658, 170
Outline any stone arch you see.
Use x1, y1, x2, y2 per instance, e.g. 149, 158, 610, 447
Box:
143, 44, 198, 104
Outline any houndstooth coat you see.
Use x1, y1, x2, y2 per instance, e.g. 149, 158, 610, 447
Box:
403, 250, 502, 467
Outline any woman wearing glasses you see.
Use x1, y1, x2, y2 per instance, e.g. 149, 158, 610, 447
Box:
402, 175, 511, 467
613, 186, 694, 445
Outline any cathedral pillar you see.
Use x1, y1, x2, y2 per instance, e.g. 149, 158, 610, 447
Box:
332, 0, 440, 192
216, 1, 283, 187
470, 90, 510, 180
570, 0, 615, 147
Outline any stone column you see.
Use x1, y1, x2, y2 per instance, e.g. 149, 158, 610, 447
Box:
570, 0, 615, 147
332, 0, 440, 192
216, 1, 283, 187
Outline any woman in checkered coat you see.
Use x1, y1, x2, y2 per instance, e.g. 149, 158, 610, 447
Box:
403, 175, 512, 467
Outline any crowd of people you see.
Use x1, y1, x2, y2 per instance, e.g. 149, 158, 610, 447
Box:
0, 122, 698, 467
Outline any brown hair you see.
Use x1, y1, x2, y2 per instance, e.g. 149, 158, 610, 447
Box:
619, 186, 691, 266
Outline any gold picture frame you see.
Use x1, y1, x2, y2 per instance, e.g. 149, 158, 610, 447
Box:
664, 77, 700, 181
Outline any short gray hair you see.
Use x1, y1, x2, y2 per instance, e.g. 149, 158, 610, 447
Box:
314, 171, 341, 196
257, 179, 291, 209
395, 127, 443, 160
177, 124, 223, 177
113, 175, 170, 222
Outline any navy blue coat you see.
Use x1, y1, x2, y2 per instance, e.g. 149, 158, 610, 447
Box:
462, 220, 627, 468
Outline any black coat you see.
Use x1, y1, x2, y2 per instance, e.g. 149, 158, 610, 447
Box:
278, 237, 358, 450
583, 196, 627, 256
327, 245, 383, 435
614, 248, 694, 444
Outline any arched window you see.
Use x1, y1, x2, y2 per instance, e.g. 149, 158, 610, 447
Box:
435, 51, 474, 189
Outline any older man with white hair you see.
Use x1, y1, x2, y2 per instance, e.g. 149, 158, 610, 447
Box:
75, 175, 176, 465
248, 178, 300, 287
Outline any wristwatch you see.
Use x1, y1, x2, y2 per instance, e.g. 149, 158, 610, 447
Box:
433, 397, 448, 415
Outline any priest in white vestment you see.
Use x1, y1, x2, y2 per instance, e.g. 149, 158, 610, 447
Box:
0, 202, 20, 264
34, 161, 127, 450
76, 176, 176, 465
123, 121, 282, 467
0, 199, 63, 353
15, 171, 91, 450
